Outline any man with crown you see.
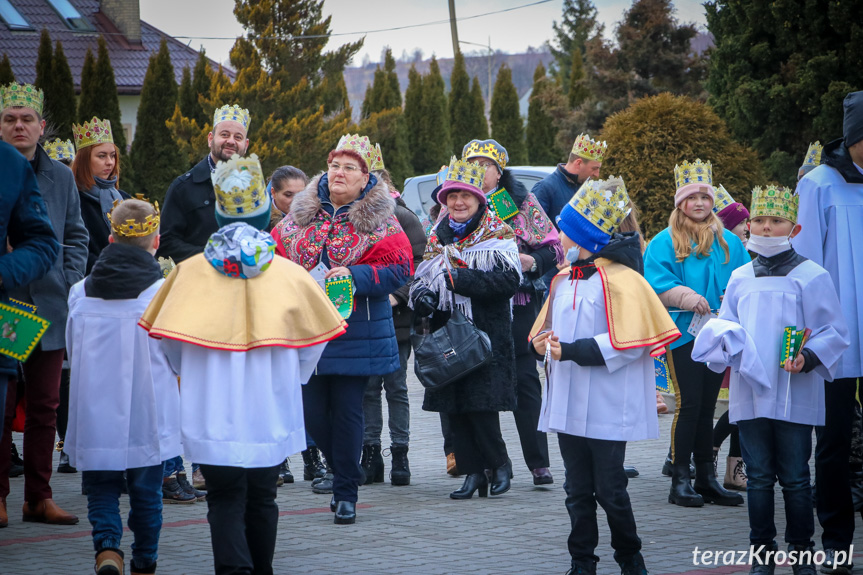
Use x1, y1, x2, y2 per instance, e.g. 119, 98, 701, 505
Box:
533, 133, 606, 226
792, 90, 863, 575
158, 104, 251, 263
0, 82, 88, 527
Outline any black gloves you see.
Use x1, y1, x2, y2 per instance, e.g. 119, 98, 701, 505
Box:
444, 268, 459, 291
413, 287, 439, 318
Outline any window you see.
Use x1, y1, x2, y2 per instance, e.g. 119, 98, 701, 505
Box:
45, 0, 93, 31
0, 0, 32, 30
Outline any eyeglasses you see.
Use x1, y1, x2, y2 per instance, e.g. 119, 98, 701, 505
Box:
475, 160, 496, 168
328, 162, 361, 174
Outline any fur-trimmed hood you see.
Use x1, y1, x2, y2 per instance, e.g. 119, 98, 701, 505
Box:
289, 172, 396, 234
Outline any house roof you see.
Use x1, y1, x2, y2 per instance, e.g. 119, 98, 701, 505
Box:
0, 0, 234, 95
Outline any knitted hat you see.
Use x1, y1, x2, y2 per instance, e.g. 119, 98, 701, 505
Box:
712, 184, 749, 229
462, 139, 508, 171
750, 185, 798, 223
843, 91, 863, 148
212, 153, 272, 230
436, 156, 488, 206
556, 176, 630, 253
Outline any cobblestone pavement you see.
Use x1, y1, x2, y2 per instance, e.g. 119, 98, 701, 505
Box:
1, 364, 861, 575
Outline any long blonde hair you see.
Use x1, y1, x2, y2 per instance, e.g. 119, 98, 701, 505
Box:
669, 208, 729, 263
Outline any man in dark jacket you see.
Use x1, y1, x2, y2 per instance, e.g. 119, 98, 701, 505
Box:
0, 139, 60, 528
157, 104, 251, 262
0, 83, 86, 526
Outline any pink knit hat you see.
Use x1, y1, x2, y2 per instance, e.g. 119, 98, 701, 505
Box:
675, 183, 715, 208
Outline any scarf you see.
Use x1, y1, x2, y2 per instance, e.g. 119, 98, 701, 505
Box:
83, 177, 122, 228
84, 243, 162, 300
204, 223, 276, 279
412, 209, 522, 320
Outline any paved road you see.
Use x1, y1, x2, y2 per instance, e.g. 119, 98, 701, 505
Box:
1, 365, 861, 574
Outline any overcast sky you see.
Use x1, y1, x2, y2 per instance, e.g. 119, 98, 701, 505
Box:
140, 0, 709, 68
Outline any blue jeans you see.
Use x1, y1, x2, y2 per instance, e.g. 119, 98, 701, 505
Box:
82, 464, 163, 569
738, 418, 814, 548
363, 340, 411, 446
163, 455, 198, 477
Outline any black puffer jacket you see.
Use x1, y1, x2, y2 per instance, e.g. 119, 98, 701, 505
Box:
391, 197, 427, 343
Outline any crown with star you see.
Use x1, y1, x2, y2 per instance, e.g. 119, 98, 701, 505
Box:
212, 154, 266, 217
750, 185, 798, 222
674, 159, 713, 191
213, 104, 251, 130
571, 133, 607, 163
44, 139, 76, 162
72, 117, 114, 150
0, 82, 44, 115
107, 195, 161, 238
567, 176, 631, 235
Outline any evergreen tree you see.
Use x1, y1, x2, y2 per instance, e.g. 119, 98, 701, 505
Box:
359, 108, 411, 188
567, 49, 588, 109
527, 63, 558, 165
179, 67, 197, 119
0, 54, 14, 84
379, 48, 401, 110
34, 29, 52, 93
403, 65, 423, 172
490, 64, 527, 165
47, 41, 76, 140
549, 0, 601, 86
360, 82, 374, 120
94, 36, 126, 152
705, 0, 863, 182
77, 49, 98, 123
417, 57, 451, 174
130, 39, 184, 202
448, 51, 473, 155
470, 77, 489, 140
190, 49, 211, 126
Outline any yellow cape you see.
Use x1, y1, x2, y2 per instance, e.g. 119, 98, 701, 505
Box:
139, 254, 347, 351
530, 258, 680, 357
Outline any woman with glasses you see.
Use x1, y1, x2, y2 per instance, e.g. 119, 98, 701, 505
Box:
271, 134, 412, 524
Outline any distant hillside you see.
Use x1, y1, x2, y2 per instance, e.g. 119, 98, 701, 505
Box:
344, 50, 554, 121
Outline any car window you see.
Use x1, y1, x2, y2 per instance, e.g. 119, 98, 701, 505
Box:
418, 179, 438, 214
515, 175, 542, 192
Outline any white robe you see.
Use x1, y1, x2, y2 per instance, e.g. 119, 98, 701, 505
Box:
693, 259, 849, 426
792, 163, 863, 378
539, 273, 659, 441
65, 280, 181, 471
160, 340, 325, 468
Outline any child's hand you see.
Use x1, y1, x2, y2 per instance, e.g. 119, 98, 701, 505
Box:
784, 355, 805, 373
532, 330, 551, 354
548, 335, 562, 361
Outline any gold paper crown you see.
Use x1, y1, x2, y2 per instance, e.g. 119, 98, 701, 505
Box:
213, 104, 250, 130
370, 143, 385, 172
107, 195, 161, 238
212, 153, 267, 217
674, 159, 713, 191
462, 139, 509, 169
44, 139, 76, 162
803, 141, 823, 168
445, 155, 486, 191
712, 184, 735, 213
571, 133, 607, 162
567, 176, 631, 235
335, 133, 375, 170
72, 117, 114, 150
750, 185, 798, 222
0, 82, 44, 115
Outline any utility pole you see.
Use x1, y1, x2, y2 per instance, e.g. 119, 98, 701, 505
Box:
448, 0, 459, 58
459, 38, 495, 113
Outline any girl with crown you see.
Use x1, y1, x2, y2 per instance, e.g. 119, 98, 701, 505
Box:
643, 159, 750, 508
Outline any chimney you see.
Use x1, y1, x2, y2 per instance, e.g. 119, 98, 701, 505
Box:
100, 0, 141, 45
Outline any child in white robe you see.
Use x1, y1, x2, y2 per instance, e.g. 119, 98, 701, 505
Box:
65, 198, 179, 575
530, 178, 680, 575
692, 185, 849, 575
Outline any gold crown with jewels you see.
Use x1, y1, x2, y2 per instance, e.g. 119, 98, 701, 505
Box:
107, 195, 161, 238
712, 184, 735, 213
750, 185, 798, 222
335, 133, 375, 171
802, 141, 822, 168
213, 104, 250, 130
370, 143, 385, 172
44, 139, 76, 162
571, 133, 607, 162
445, 155, 487, 190
212, 153, 266, 217
462, 139, 509, 170
674, 159, 713, 191
568, 176, 631, 235
0, 82, 44, 115
72, 117, 114, 150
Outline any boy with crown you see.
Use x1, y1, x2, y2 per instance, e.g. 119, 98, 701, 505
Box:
529, 177, 680, 575
693, 185, 849, 575
533, 133, 607, 225
140, 154, 346, 574
158, 104, 251, 264
65, 197, 180, 575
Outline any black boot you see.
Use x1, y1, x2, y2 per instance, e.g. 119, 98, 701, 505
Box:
566, 560, 597, 575
668, 461, 703, 507
789, 544, 817, 575
311, 464, 334, 494
693, 461, 743, 506
390, 444, 410, 486
333, 501, 356, 525
449, 473, 489, 499
277, 458, 293, 485
360, 444, 384, 485
302, 446, 326, 481
490, 464, 511, 496
9, 442, 23, 478
618, 552, 649, 575
749, 543, 778, 575
662, 446, 695, 477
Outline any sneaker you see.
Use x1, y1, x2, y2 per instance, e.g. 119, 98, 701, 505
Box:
820, 549, 854, 575
163, 476, 196, 504
192, 468, 207, 490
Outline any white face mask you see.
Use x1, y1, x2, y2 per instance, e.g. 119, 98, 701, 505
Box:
566, 245, 581, 263
746, 233, 792, 257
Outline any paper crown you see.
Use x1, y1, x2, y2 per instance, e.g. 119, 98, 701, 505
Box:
107, 195, 161, 238
213, 104, 251, 130
437, 156, 487, 205
212, 153, 267, 218
674, 159, 713, 191
571, 133, 607, 163
370, 143, 385, 172
335, 133, 375, 170
44, 139, 76, 162
750, 185, 798, 222
566, 176, 631, 236
802, 141, 823, 168
712, 184, 735, 213
0, 82, 44, 115
462, 139, 508, 170
72, 117, 114, 150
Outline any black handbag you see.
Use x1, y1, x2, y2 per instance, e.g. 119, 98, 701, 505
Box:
410, 290, 493, 391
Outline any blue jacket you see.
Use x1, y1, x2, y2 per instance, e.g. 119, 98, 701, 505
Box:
0, 141, 61, 375
532, 164, 582, 225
